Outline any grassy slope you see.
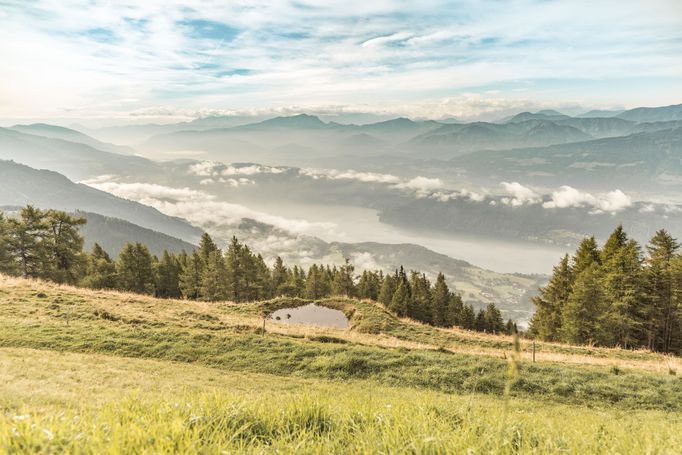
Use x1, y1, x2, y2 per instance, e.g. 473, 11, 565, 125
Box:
1, 275, 682, 452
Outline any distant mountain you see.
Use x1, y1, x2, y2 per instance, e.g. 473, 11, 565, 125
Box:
0, 160, 203, 243
577, 109, 624, 118
230, 114, 328, 131
76, 211, 197, 257
450, 127, 682, 191
506, 111, 572, 123
404, 120, 591, 157
551, 117, 634, 138
616, 103, 682, 122
10, 123, 136, 155
0, 127, 161, 180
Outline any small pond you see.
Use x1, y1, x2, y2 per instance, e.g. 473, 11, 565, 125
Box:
269, 303, 349, 329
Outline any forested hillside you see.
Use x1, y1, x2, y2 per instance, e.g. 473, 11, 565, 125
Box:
531, 226, 682, 354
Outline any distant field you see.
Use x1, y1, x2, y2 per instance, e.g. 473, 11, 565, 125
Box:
1, 275, 682, 453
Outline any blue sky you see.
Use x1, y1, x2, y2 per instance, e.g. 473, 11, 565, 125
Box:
1, 0, 681, 122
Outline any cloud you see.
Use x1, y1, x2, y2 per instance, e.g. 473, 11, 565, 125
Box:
81, 179, 211, 205
81, 178, 334, 235
395, 176, 444, 192
431, 188, 486, 202
500, 181, 540, 207
2, 1, 681, 120
542, 186, 632, 213
188, 161, 285, 177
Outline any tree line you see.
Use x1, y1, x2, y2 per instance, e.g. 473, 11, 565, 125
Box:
0, 206, 513, 334
530, 225, 682, 354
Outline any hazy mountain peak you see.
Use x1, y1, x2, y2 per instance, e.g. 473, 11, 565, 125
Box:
257, 113, 327, 129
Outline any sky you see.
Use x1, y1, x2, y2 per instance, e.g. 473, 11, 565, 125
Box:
1, 0, 682, 123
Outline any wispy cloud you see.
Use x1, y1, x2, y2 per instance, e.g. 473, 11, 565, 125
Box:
1, 0, 681, 120
81, 177, 335, 235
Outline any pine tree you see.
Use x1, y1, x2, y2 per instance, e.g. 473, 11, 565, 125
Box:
431, 273, 450, 326
116, 242, 155, 294
644, 230, 680, 352
156, 250, 182, 298
198, 233, 218, 264
573, 236, 601, 277
378, 273, 396, 306
667, 255, 682, 354
460, 304, 476, 330
225, 236, 244, 301
357, 270, 380, 300
446, 293, 465, 327
561, 263, 605, 344
530, 254, 572, 341
271, 256, 289, 296
409, 272, 432, 323
474, 309, 486, 331
6, 206, 49, 278
44, 210, 86, 284
599, 236, 644, 348
390, 280, 410, 317
332, 259, 356, 297
0, 212, 16, 274
289, 266, 306, 297
305, 264, 325, 299
82, 243, 117, 289
483, 303, 504, 333
180, 251, 203, 299
200, 249, 228, 301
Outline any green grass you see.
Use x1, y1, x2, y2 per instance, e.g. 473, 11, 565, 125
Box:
1, 348, 681, 454
1, 276, 682, 453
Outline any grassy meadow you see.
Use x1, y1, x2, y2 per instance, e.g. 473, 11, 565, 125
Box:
1, 274, 682, 453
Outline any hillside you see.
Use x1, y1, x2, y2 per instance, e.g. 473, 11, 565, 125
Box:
0, 160, 203, 243
0, 275, 681, 452
0, 127, 160, 180
76, 211, 197, 257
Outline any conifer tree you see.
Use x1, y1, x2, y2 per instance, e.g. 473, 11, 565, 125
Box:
200, 249, 228, 301
431, 273, 450, 326
116, 242, 155, 294
82, 243, 117, 289
305, 264, 326, 299
446, 293, 465, 327
378, 273, 396, 306
271, 256, 289, 296
0, 212, 16, 274
357, 270, 380, 300
156, 250, 182, 298
644, 230, 679, 351
289, 266, 306, 297
197, 233, 218, 264
483, 303, 504, 333
43, 210, 86, 284
572, 236, 601, 277
600, 236, 643, 348
530, 254, 572, 341
180, 251, 203, 299
460, 304, 476, 330
474, 309, 486, 331
409, 272, 432, 323
6, 205, 49, 278
390, 280, 410, 317
225, 236, 244, 302
561, 263, 605, 344
332, 259, 356, 297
